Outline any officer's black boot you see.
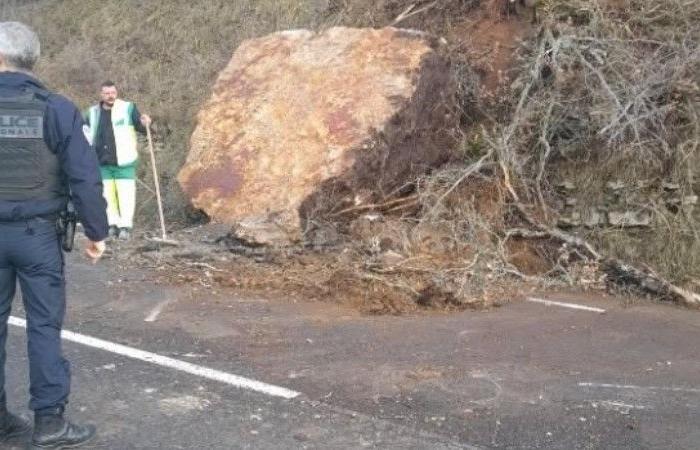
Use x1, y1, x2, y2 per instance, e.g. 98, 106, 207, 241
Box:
28, 407, 95, 449
0, 402, 32, 441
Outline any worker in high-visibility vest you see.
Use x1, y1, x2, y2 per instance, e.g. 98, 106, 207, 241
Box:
84, 81, 151, 240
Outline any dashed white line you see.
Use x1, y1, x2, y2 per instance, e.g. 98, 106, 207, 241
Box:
590, 400, 649, 414
526, 297, 606, 313
144, 299, 170, 322
579, 382, 700, 394
8, 316, 300, 400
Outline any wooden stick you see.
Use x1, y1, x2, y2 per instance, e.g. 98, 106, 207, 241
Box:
146, 124, 168, 240
329, 195, 419, 217
391, 3, 416, 25
391, 1, 438, 26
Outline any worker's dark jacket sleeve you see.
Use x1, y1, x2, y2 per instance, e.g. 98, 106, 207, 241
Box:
0, 72, 108, 242
131, 104, 147, 134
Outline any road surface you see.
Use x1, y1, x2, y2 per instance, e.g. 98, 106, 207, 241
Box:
3, 249, 699, 449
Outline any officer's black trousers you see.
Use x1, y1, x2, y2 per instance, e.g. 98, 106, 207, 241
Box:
0, 218, 70, 412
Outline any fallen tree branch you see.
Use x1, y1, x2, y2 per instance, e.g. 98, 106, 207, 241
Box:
536, 102, 555, 221
506, 228, 551, 239
426, 147, 494, 218
391, 2, 416, 25
329, 195, 419, 217
184, 261, 224, 272
602, 259, 700, 308
391, 1, 438, 26
509, 201, 699, 308
511, 201, 602, 259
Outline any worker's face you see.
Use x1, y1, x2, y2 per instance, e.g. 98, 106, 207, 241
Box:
100, 86, 118, 107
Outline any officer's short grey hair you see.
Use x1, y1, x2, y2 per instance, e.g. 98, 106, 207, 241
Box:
0, 22, 40, 71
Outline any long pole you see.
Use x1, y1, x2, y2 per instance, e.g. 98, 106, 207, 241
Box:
146, 124, 167, 240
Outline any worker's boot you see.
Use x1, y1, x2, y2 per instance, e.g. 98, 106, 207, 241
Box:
108, 225, 119, 239
118, 227, 131, 241
28, 407, 95, 449
0, 401, 31, 441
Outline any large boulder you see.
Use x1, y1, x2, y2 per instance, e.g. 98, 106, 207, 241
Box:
178, 27, 456, 244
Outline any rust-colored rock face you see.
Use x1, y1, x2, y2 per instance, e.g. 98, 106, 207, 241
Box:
178, 27, 456, 244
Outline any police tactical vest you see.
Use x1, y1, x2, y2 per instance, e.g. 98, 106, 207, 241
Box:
0, 87, 65, 201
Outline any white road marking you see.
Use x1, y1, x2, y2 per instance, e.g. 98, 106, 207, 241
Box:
8, 316, 300, 400
579, 382, 700, 394
589, 400, 649, 414
526, 297, 606, 313
144, 299, 170, 322
159, 395, 211, 415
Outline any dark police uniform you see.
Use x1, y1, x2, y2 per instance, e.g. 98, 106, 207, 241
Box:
0, 72, 108, 415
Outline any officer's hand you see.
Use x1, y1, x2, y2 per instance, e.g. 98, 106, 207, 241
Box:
140, 114, 152, 127
85, 240, 106, 264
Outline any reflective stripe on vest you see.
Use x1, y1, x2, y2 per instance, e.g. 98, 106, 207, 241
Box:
89, 99, 138, 166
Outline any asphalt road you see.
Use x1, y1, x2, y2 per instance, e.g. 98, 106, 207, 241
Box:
3, 249, 699, 449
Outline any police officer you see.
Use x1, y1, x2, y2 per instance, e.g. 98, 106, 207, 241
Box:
0, 22, 108, 448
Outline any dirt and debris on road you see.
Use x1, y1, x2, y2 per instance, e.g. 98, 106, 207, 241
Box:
97, 212, 613, 318
101, 227, 507, 315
